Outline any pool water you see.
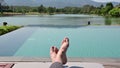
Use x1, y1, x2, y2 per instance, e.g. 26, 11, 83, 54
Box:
9, 26, 120, 58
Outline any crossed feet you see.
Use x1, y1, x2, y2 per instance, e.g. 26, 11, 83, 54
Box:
50, 37, 69, 64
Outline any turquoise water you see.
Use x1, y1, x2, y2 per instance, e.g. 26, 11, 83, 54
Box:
14, 26, 120, 58
0, 14, 120, 58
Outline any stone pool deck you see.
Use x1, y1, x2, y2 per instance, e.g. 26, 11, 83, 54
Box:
0, 62, 119, 68
0, 57, 120, 68
0, 62, 104, 68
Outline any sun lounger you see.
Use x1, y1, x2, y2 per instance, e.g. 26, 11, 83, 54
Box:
0, 63, 14, 68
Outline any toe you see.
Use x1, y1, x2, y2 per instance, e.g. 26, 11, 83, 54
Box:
50, 46, 54, 54
65, 37, 69, 42
62, 37, 69, 44
54, 47, 59, 54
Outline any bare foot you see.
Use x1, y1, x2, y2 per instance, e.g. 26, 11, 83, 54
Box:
62, 37, 69, 64
50, 37, 69, 64
50, 46, 59, 63
57, 37, 69, 64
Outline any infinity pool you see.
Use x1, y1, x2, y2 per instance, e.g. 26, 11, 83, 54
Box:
0, 26, 120, 58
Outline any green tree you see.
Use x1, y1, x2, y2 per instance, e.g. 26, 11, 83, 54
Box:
105, 17, 112, 25
81, 5, 95, 14
38, 5, 46, 13
109, 7, 120, 17
0, 3, 3, 15
100, 4, 104, 9
70, 7, 81, 14
104, 2, 114, 15
47, 7, 56, 14
56, 8, 63, 13
63, 7, 72, 14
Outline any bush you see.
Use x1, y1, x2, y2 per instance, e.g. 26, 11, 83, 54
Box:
0, 26, 22, 35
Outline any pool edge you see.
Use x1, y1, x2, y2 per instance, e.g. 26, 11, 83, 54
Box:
0, 57, 120, 63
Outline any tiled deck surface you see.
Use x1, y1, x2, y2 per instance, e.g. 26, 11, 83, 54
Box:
1, 62, 120, 68
0, 62, 104, 68
0, 57, 120, 68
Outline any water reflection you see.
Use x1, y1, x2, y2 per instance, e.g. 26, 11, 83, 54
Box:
27, 24, 87, 28
0, 14, 120, 26
105, 17, 112, 25
112, 17, 120, 25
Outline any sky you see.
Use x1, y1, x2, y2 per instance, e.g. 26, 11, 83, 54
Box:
92, 0, 120, 2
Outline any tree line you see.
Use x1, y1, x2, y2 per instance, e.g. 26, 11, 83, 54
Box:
0, 2, 120, 17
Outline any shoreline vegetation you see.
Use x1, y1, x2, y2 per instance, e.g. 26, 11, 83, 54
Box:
0, 2, 120, 35
0, 25, 22, 36
0, 2, 120, 17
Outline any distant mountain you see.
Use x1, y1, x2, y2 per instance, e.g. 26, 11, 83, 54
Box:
4, 0, 120, 8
